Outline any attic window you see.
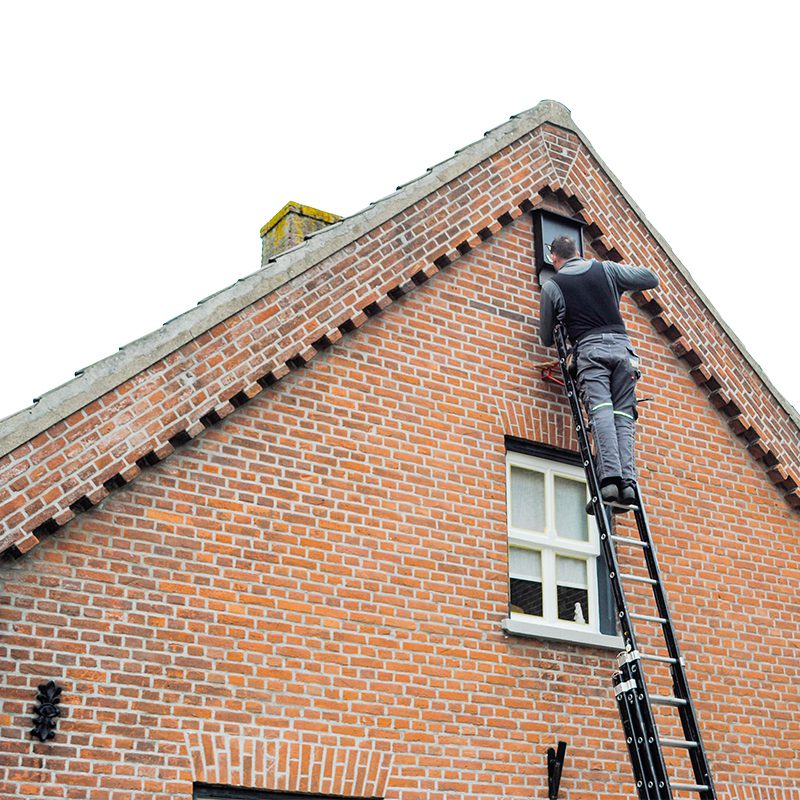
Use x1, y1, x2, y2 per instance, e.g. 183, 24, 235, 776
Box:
532, 209, 587, 285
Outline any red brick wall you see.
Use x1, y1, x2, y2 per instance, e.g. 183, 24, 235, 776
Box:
1, 206, 799, 798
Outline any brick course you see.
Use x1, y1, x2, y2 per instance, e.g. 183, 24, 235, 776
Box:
1, 106, 799, 798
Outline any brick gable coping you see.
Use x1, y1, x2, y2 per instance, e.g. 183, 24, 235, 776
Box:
1, 99, 799, 559
0, 100, 575, 459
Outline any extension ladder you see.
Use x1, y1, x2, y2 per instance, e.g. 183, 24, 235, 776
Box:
552, 325, 717, 799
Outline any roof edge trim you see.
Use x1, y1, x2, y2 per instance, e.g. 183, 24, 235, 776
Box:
560, 117, 800, 429
0, 100, 573, 457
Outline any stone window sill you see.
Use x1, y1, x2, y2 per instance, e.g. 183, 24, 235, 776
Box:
502, 617, 624, 651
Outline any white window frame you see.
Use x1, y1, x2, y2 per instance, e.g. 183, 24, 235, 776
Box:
502, 451, 622, 650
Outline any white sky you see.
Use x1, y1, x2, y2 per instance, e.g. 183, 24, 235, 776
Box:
2, 1, 798, 424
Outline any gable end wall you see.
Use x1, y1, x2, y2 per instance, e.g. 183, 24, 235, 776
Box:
2, 122, 799, 561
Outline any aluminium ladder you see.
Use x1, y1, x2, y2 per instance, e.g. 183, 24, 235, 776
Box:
552, 325, 717, 799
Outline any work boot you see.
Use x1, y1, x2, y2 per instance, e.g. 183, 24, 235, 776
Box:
612, 483, 638, 514
586, 483, 619, 515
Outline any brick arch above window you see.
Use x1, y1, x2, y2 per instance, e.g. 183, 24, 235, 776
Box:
183, 733, 392, 799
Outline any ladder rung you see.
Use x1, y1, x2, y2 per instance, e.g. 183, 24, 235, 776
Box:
640, 652, 678, 664
671, 783, 709, 792
660, 737, 699, 749
651, 694, 688, 707
610, 534, 649, 548
630, 612, 667, 624
606, 500, 640, 511
620, 572, 657, 585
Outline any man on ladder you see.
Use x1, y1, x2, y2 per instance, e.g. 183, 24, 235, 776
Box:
541, 239, 717, 797
539, 236, 658, 511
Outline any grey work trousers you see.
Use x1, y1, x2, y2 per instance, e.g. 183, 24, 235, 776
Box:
575, 332, 641, 487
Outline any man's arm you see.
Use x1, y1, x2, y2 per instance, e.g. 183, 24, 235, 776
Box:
604, 261, 659, 293
538, 281, 565, 347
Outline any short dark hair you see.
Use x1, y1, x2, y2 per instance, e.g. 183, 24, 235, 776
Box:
549, 236, 578, 260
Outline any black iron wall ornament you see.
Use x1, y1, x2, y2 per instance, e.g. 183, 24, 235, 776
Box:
547, 740, 567, 800
30, 681, 62, 742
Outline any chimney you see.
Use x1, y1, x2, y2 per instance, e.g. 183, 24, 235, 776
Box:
260, 201, 342, 265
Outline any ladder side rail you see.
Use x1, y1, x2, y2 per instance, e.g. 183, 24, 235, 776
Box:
629, 484, 685, 661
617, 659, 671, 799
632, 486, 718, 799
613, 671, 656, 800
620, 654, 672, 798
553, 326, 673, 797
553, 326, 637, 653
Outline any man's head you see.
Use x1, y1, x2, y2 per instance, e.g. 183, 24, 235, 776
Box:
547, 236, 579, 270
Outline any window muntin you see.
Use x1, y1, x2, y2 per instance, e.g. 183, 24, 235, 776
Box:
506, 451, 601, 633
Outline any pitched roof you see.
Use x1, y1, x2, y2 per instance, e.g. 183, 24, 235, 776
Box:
1, 99, 798, 558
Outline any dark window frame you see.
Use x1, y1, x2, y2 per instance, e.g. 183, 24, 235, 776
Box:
505, 437, 581, 467
194, 785, 381, 800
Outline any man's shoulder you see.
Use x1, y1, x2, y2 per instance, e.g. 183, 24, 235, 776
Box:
541, 280, 560, 300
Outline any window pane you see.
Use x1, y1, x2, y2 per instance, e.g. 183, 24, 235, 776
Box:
510, 578, 543, 617
554, 476, 588, 541
509, 547, 541, 580
557, 585, 589, 624
557, 555, 588, 587
510, 467, 545, 531
557, 556, 588, 624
